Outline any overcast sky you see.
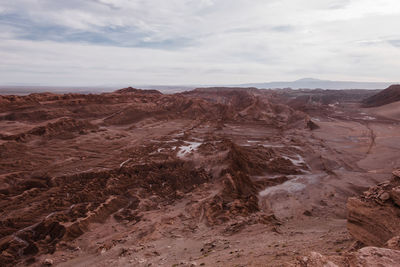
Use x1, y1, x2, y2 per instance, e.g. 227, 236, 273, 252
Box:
0, 0, 399, 86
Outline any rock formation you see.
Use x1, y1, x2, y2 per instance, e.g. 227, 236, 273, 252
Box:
363, 84, 400, 107
347, 169, 400, 247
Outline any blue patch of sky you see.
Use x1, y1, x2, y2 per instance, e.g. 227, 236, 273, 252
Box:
0, 12, 194, 50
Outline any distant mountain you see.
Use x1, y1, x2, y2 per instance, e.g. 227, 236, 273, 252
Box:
235, 78, 395, 90
362, 84, 400, 107
0, 78, 397, 95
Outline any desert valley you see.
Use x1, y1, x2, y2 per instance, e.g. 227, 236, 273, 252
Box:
1, 85, 400, 266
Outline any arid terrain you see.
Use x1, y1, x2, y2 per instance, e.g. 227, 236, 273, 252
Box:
1, 85, 400, 266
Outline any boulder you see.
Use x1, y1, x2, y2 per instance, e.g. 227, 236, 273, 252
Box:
295, 251, 339, 267
391, 186, 400, 206
43, 258, 54, 265
349, 247, 400, 266
293, 247, 400, 266
386, 236, 400, 251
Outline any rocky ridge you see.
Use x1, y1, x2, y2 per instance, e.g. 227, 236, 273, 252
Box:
292, 169, 400, 266
363, 84, 400, 107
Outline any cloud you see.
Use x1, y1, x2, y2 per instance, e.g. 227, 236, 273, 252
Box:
388, 39, 400, 47
270, 25, 296, 33
0, 12, 195, 49
327, 0, 351, 10
0, 0, 399, 86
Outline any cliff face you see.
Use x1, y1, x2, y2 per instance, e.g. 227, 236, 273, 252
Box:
291, 170, 400, 266
347, 170, 400, 247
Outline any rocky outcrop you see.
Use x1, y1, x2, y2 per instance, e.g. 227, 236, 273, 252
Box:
350, 247, 400, 266
185, 88, 309, 128
306, 119, 320, 130
347, 169, 400, 247
1, 118, 97, 142
292, 169, 400, 266
114, 87, 162, 95
294, 251, 341, 266
191, 141, 296, 226
294, 247, 400, 266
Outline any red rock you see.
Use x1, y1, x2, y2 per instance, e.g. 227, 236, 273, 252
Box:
347, 173, 400, 247
391, 186, 400, 206
386, 236, 400, 250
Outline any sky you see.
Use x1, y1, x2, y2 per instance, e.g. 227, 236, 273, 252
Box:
0, 0, 400, 86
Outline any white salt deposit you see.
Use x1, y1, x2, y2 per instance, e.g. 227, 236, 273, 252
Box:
262, 144, 286, 148
259, 173, 325, 196
177, 141, 202, 158
151, 139, 178, 143
259, 180, 307, 196
119, 158, 132, 167
282, 154, 306, 166
363, 116, 376, 120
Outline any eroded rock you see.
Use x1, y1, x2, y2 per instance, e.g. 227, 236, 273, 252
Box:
347, 173, 400, 247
